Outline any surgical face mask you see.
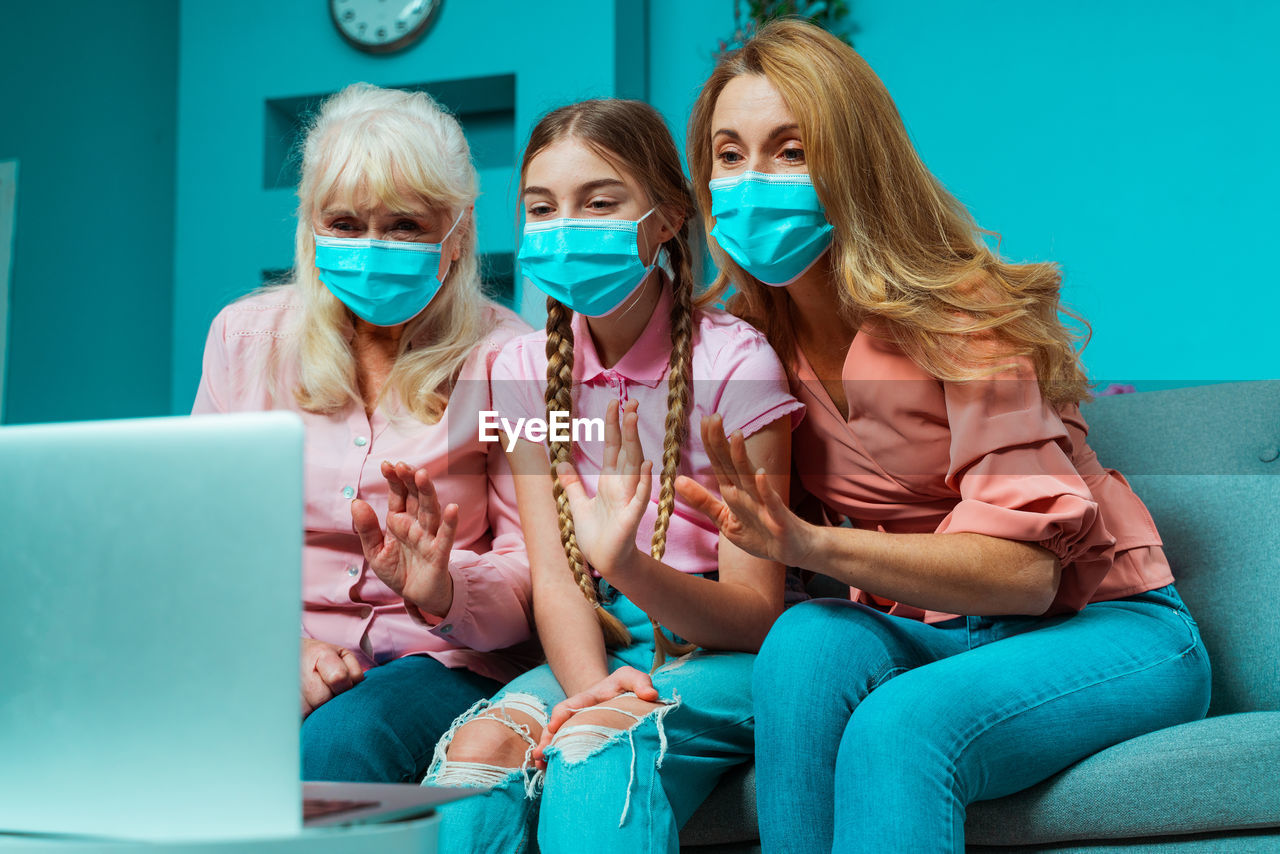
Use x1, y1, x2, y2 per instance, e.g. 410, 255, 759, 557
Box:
709, 171, 834, 286
313, 210, 463, 327
518, 209, 659, 317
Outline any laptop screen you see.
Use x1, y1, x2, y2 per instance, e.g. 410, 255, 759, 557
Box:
0, 413, 304, 841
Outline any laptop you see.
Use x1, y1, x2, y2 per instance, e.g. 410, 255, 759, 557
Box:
0, 412, 473, 842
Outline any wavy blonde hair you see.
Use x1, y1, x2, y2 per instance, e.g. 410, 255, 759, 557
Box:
283, 82, 491, 421
688, 19, 1091, 405
522, 99, 711, 669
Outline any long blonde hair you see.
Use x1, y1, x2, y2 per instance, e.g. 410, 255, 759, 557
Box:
522, 99, 709, 669
285, 82, 491, 421
688, 19, 1091, 405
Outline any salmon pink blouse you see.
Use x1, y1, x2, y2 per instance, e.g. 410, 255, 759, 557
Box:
789, 329, 1173, 622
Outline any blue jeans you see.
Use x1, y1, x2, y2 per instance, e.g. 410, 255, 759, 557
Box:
753, 585, 1212, 853
426, 586, 756, 853
302, 653, 500, 783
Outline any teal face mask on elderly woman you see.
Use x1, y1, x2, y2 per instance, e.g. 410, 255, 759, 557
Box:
709, 171, 834, 286
313, 211, 462, 327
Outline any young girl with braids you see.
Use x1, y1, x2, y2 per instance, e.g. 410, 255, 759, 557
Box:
422, 98, 803, 852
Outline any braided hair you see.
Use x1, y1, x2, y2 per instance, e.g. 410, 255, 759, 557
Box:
524, 99, 707, 668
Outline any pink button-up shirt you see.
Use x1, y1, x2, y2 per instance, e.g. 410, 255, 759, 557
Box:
492, 279, 805, 575
790, 328, 1172, 622
192, 288, 536, 682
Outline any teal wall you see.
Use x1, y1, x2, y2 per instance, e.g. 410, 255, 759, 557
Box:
849, 1, 1279, 384
2, 1, 1274, 424
0, 0, 177, 424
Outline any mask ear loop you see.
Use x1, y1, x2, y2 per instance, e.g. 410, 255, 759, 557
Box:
609, 207, 668, 321
434, 206, 468, 284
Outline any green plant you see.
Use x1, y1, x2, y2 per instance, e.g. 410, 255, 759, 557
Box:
717, 0, 857, 57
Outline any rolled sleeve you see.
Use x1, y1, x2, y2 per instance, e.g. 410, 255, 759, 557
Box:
935, 359, 1115, 594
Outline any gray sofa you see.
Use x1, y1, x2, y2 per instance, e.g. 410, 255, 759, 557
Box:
681, 380, 1280, 852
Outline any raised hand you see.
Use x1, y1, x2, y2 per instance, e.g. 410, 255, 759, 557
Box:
300, 637, 364, 718
675, 413, 814, 568
351, 461, 457, 618
555, 399, 652, 578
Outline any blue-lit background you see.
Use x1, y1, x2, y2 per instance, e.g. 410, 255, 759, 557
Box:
1, 0, 1275, 425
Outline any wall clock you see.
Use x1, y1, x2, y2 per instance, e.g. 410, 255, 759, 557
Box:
329, 0, 441, 54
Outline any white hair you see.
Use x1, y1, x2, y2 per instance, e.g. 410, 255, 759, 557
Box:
280, 82, 492, 422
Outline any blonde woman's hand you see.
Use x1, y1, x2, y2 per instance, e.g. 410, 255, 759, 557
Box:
300, 637, 364, 718
351, 461, 457, 618
675, 414, 814, 568
531, 666, 660, 769
556, 399, 652, 579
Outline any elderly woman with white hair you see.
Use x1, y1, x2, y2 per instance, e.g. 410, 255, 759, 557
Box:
192, 83, 534, 783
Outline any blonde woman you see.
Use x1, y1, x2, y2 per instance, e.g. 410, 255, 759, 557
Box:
192, 83, 534, 784
422, 99, 803, 852
676, 20, 1212, 853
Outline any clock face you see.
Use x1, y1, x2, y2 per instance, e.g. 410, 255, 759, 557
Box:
330, 0, 440, 54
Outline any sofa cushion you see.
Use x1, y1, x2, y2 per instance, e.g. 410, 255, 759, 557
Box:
967, 829, 1280, 853
1083, 381, 1280, 716
681, 762, 758, 847
1081, 381, 1280, 478
1123, 474, 1280, 715
966, 712, 1280, 845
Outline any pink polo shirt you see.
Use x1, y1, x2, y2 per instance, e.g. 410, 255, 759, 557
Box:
491, 278, 804, 576
192, 287, 536, 683
790, 328, 1173, 621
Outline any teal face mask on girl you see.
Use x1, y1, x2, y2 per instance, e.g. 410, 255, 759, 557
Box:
313, 210, 462, 327
708, 171, 834, 286
518, 209, 658, 317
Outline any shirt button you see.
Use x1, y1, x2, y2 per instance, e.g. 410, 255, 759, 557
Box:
1260, 446, 1279, 463
346, 565, 359, 577
439, 624, 453, 634
354, 436, 368, 447
342, 486, 355, 499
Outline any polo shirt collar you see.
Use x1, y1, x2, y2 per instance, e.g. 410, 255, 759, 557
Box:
569, 273, 674, 389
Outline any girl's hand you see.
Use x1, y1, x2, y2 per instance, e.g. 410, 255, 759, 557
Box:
675, 414, 815, 568
532, 666, 660, 768
556, 399, 652, 579
351, 461, 457, 617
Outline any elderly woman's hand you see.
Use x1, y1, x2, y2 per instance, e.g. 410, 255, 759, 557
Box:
351, 461, 457, 618
300, 637, 364, 718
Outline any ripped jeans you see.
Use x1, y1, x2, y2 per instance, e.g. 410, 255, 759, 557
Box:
422, 585, 756, 853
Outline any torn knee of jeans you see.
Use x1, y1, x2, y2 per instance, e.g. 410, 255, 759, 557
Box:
546, 691, 681, 765
430, 760, 524, 790
543, 692, 683, 828
425, 692, 549, 796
